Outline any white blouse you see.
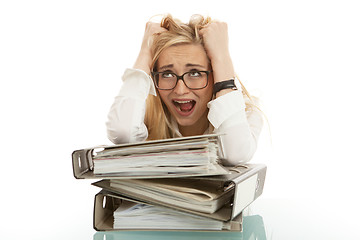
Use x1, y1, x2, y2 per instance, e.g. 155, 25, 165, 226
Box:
106, 68, 263, 166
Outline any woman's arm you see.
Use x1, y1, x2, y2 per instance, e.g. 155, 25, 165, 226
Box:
107, 22, 165, 144
199, 21, 236, 98
106, 69, 156, 144
201, 22, 263, 165
133, 22, 166, 74
208, 91, 263, 165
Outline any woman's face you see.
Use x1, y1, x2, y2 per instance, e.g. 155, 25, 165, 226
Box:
156, 43, 213, 136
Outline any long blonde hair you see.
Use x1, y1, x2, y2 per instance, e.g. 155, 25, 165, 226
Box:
144, 14, 255, 140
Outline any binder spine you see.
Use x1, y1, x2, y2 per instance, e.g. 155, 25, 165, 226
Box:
94, 191, 120, 231
72, 149, 93, 178
231, 166, 267, 219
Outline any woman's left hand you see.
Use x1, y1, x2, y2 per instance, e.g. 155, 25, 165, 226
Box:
199, 22, 235, 85
199, 22, 230, 62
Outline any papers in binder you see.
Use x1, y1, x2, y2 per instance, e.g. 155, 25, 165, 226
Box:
72, 134, 229, 178
94, 190, 244, 231
109, 178, 235, 214
113, 202, 226, 230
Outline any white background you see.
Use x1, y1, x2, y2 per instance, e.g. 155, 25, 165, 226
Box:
1, 0, 359, 239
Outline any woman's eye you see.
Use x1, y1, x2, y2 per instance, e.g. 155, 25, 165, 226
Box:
189, 71, 202, 77
161, 72, 175, 78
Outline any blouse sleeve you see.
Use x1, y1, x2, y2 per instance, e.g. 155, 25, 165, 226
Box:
106, 68, 156, 144
207, 90, 263, 166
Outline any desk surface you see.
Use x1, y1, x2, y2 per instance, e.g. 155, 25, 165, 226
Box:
94, 214, 265, 240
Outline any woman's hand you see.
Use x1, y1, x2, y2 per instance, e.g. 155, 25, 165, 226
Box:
133, 22, 166, 74
199, 22, 235, 85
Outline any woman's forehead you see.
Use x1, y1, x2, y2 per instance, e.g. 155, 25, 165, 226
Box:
157, 44, 209, 69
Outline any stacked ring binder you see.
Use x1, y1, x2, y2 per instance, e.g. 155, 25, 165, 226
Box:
72, 134, 266, 231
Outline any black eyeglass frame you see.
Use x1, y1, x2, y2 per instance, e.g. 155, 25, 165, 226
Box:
151, 70, 213, 90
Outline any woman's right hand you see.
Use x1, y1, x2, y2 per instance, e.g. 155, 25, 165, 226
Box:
133, 22, 166, 74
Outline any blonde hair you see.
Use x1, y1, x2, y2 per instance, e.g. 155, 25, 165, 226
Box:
144, 14, 256, 140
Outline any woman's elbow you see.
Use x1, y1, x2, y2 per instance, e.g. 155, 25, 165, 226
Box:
106, 123, 130, 144
223, 149, 255, 166
221, 139, 257, 166
106, 120, 148, 144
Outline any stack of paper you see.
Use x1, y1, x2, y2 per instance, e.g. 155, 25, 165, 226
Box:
101, 178, 235, 214
72, 134, 229, 178
91, 134, 227, 177
113, 202, 225, 230
72, 134, 267, 231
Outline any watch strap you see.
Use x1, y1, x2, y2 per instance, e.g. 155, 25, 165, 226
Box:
213, 79, 238, 95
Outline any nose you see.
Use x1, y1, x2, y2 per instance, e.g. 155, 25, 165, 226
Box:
173, 79, 190, 95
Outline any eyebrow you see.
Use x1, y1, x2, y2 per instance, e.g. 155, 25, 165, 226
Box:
158, 63, 207, 71
158, 64, 174, 71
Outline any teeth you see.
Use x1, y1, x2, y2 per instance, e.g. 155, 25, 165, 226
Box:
174, 100, 192, 104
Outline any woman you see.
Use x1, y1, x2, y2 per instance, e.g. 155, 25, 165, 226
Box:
106, 15, 263, 166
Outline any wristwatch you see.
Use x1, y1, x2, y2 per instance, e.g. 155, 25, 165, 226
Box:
213, 79, 238, 95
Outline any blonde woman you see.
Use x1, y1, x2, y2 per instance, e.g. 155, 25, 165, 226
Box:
106, 15, 263, 166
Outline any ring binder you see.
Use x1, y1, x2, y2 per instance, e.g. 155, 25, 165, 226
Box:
94, 190, 244, 231
72, 134, 229, 179
92, 164, 267, 222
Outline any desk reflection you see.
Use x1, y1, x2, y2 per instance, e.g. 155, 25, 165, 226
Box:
93, 215, 266, 240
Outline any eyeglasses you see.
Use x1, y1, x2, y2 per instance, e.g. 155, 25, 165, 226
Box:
151, 70, 212, 90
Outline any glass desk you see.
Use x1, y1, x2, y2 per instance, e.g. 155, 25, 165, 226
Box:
94, 215, 266, 240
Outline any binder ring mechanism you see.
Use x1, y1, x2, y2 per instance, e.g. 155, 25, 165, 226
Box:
101, 195, 122, 209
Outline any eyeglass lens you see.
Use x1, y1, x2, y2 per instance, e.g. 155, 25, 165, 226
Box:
155, 71, 208, 90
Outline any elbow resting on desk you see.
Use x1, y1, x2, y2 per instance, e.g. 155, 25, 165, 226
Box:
106, 122, 148, 144
221, 138, 257, 166
219, 127, 259, 166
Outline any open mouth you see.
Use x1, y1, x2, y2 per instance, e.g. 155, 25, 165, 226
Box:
172, 99, 196, 113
